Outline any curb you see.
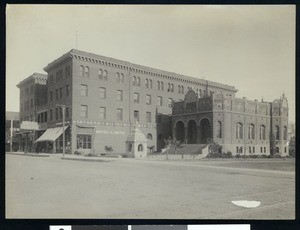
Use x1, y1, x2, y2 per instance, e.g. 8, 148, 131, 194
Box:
6, 152, 50, 157
61, 157, 110, 162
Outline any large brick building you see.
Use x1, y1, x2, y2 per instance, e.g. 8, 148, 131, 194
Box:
16, 49, 288, 156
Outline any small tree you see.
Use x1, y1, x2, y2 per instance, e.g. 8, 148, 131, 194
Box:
207, 138, 223, 158
104, 146, 113, 154
164, 137, 185, 159
289, 135, 295, 157
269, 133, 279, 156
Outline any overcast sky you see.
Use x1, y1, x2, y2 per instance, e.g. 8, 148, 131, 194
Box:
6, 5, 295, 122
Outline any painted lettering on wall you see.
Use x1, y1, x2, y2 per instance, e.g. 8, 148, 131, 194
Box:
96, 130, 126, 135
73, 120, 156, 128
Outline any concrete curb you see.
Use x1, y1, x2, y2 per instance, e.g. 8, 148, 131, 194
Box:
61, 157, 110, 162
6, 152, 50, 157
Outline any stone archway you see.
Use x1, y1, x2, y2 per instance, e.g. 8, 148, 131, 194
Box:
175, 121, 185, 142
199, 118, 212, 144
187, 119, 197, 144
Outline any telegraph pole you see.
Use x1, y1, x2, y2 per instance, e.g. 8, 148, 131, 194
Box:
10, 119, 13, 152
56, 104, 71, 157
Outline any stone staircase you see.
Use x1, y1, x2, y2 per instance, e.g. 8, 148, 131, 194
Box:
165, 144, 208, 157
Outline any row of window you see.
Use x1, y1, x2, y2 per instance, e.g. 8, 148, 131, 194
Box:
21, 99, 34, 111
48, 107, 71, 121
235, 123, 287, 140
48, 66, 71, 85
78, 65, 214, 96
49, 85, 70, 101
80, 105, 153, 123
236, 146, 266, 154
20, 85, 34, 97
77, 133, 153, 150
80, 85, 173, 107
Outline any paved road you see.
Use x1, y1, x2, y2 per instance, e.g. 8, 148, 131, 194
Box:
6, 154, 295, 219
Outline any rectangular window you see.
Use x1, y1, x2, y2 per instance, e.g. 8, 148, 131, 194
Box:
146, 112, 151, 123
146, 95, 151, 105
253, 147, 255, 153
77, 134, 92, 149
59, 107, 63, 119
50, 109, 53, 121
99, 107, 106, 119
66, 85, 70, 96
134, 93, 139, 103
50, 91, 53, 101
99, 87, 106, 99
44, 112, 47, 122
264, 147, 266, 153
157, 96, 163, 106
117, 108, 123, 121
66, 107, 69, 118
59, 87, 63, 98
81, 105, 88, 118
117, 90, 123, 101
168, 98, 173, 107
55, 108, 59, 120
260, 147, 263, 153
134, 110, 139, 122
31, 99, 33, 108
81, 84, 88, 96
276, 147, 279, 153
56, 89, 59, 100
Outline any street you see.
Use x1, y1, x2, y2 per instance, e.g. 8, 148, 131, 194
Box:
6, 154, 295, 219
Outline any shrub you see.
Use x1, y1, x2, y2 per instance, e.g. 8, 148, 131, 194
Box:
104, 146, 113, 154
74, 151, 81, 155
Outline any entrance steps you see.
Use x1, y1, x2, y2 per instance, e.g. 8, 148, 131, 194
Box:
165, 144, 209, 158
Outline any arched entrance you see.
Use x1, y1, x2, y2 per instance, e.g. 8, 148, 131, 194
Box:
200, 118, 212, 144
187, 119, 197, 144
175, 121, 185, 142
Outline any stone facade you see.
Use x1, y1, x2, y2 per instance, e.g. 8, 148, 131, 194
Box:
16, 49, 288, 156
172, 89, 289, 156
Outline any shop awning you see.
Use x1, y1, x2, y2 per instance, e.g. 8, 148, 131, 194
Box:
35, 126, 68, 143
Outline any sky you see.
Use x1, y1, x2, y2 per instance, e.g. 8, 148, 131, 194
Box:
6, 5, 295, 122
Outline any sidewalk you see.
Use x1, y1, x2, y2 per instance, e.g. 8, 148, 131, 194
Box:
6, 151, 50, 157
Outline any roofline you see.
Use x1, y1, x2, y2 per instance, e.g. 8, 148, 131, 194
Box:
16, 73, 48, 88
43, 49, 238, 92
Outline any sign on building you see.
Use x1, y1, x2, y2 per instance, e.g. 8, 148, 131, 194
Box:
20, 121, 39, 130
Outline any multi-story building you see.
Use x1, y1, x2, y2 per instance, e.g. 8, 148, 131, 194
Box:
172, 90, 289, 156
16, 49, 288, 155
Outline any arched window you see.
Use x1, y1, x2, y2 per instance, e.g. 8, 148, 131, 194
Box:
217, 121, 222, 138
120, 73, 124, 83
283, 126, 287, 140
84, 66, 89, 77
145, 79, 149, 88
138, 144, 143, 152
171, 84, 174, 92
133, 76, 136, 85
260, 125, 266, 140
147, 133, 153, 140
116, 72, 120, 82
168, 83, 171, 92
161, 82, 164, 90
182, 86, 184, 94
178, 85, 181, 94
149, 79, 152, 88
275, 125, 280, 140
79, 65, 84, 77
199, 89, 202, 97
103, 70, 108, 80
157, 81, 160, 90
248, 124, 255, 139
236, 122, 243, 139
128, 143, 132, 152
98, 69, 103, 79
137, 77, 140, 86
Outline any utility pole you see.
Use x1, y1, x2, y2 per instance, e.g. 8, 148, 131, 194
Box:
10, 119, 13, 152
56, 104, 71, 157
